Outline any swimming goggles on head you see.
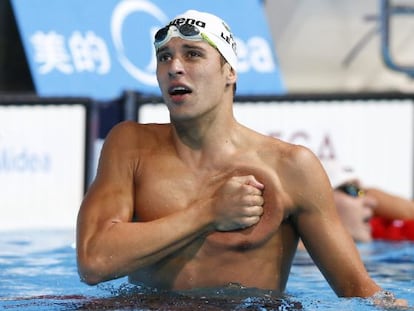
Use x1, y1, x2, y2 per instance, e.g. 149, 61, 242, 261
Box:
154, 24, 217, 50
336, 183, 365, 197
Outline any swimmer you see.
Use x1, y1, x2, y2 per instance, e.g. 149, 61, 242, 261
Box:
76, 10, 406, 307
322, 159, 414, 242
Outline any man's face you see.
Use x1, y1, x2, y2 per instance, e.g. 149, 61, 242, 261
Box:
155, 37, 234, 121
334, 189, 377, 242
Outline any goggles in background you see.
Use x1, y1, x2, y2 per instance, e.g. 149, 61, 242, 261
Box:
336, 183, 365, 197
154, 24, 217, 50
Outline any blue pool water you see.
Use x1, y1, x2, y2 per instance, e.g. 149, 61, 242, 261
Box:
0, 230, 413, 310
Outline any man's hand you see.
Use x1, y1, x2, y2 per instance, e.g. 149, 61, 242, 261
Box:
370, 290, 408, 308
211, 175, 265, 231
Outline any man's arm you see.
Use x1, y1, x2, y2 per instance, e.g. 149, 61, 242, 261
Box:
76, 122, 265, 285
76, 122, 206, 284
365, 187, 414, 220
286, 146, 381, 297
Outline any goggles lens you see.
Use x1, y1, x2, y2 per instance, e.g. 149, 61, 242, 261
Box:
336, 184, 365, 197
154, 24, 201, 48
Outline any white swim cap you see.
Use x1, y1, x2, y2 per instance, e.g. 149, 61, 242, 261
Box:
154, 10, 238, 71
321, 159, 359, 188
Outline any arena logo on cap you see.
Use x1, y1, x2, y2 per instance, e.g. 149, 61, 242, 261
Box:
168, 17, 236, 51
168, 18, 206, 28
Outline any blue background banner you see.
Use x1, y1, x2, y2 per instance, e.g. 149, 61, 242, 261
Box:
11, 0, 285, 100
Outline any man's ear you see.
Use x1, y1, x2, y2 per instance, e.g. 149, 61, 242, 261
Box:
226, 65, 237, 86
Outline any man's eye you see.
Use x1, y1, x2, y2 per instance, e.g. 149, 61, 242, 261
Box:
188, 51, 201, 58
157, 53, 171, 62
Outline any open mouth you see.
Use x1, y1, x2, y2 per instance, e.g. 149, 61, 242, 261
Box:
168, 86, 192, 96
363, 216, 372, 224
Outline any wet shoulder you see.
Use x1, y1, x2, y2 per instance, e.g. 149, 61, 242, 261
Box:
254, 134, 317, 167
260, 136, 332, 210
254, 134, 325, 193
106, 121, 172, 148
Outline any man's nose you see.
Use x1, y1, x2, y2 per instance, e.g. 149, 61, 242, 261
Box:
362, 194, 378, 210
168, 57, 184, 78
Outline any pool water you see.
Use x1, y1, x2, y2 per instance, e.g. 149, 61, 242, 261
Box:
0, 230, 413, 310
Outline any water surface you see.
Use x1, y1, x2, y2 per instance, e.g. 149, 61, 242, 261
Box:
0, 230, 412, 310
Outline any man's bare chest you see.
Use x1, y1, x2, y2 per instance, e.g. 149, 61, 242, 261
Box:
133, 159, 289, 249
133, 161, 223, 220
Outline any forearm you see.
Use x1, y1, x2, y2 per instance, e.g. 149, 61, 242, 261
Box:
298, 211, 380, 297
307, 227, 381, 297
365, 187, 414, 219
77, 203, 213, 285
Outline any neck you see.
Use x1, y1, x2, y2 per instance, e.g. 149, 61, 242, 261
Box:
172, 95, 235, 148
174, 113, 237, 145
171, 112, 244, 169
